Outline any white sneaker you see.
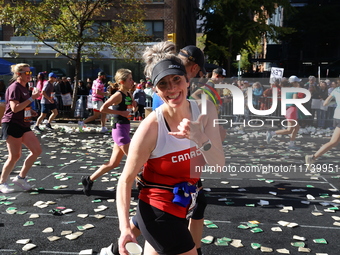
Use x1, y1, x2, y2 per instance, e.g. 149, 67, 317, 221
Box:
0, 183, 15, 194
266, 131, 273, 144
101, 126, 108, 133
12, 176, 32, 191
100, 243, 114, 255
305, 155, 316, 170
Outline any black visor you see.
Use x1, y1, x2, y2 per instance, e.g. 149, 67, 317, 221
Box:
151, 59, 186, 86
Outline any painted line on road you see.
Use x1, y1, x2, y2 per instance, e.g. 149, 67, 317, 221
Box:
0, 249, 16, 253
320, 175, 340, 191
202, 177, 329, 184
40, 251, 80, 254
224, 195, 331, 202
0, 249, 92, 254
210, 220, 340, 230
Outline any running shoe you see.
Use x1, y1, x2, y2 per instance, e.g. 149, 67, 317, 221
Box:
101, 126, 108, 133
34, 126, 43, 132
12, 176, 32, 191
287, 144, 301, 150
45, 123, 54, 130
100, 243, 115, 255
266, 131, 273, 144
81, 176, 93, 196
305, 155, 316, 170
0, 183, 15, 194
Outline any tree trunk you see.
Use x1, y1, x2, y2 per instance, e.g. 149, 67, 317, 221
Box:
70, 50, 81, 117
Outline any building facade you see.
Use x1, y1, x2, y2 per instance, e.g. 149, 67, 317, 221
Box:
261, 0, 340, 78
0, 0, 199, 82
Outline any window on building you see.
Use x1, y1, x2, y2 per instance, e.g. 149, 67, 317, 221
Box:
85, 21, 111, 38
144, 21, 164, 41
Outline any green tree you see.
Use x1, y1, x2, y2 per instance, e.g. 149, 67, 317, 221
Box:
199, 0, 294, 77
0, 0, 146, 115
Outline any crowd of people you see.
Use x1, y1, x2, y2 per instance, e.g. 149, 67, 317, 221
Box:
190, 74, 340, 130
2, 42, 340, 255
0, 70, 156, 133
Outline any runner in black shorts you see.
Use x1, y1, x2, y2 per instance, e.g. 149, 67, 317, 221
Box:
0, 63, 42, 194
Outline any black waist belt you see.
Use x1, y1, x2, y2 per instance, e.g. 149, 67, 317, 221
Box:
136, 173, 201, 191
136, 173, 174, 191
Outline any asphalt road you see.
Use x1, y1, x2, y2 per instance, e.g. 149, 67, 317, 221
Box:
1, 122, 340, 255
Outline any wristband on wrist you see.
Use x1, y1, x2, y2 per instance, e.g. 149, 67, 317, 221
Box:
198, 139, 212, 151
28, 97, 34, 102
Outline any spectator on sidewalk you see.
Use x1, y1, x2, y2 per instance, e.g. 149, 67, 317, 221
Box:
309, 84, 320, 127
77, 80, 89, 96
0, 63, 42, 194
59, 76, 73, 117
326, 81, 338, 128
252, 82, 263, 110
60, 76, 73, 95
86, 78, 93, 93
317, 80, 329, 128
144, 80, 154, 108
304, 75, 317, 89
67, 77, 74, 90
77, 80, 89, 118
133, 83, 146, 121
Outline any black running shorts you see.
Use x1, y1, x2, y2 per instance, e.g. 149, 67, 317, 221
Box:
136, 200, 195, 255
1, 122, 32, 140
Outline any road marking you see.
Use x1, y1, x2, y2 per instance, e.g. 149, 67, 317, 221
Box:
202, 177, 329, 183
0, 250, 16, 253
210, 220, 340, 230
320, 175, 339, 191
40, 252, 80, 254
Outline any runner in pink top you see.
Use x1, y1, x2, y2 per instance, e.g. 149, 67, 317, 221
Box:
78, 71, 108, 133
35, 72, 47, 114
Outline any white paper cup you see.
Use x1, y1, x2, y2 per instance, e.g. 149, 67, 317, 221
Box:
125, 242, 142, 255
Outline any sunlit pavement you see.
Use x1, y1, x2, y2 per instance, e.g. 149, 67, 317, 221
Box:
1, 123, 340, 254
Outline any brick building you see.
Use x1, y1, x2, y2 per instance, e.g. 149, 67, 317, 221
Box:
0, 0, 199, 81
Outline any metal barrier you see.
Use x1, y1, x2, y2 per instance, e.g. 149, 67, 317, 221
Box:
48, 94, 92, 119
48, 93, 337, 129
219, 96, 284, 120
219, 96, 336, 128
55, 94, 152, 120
